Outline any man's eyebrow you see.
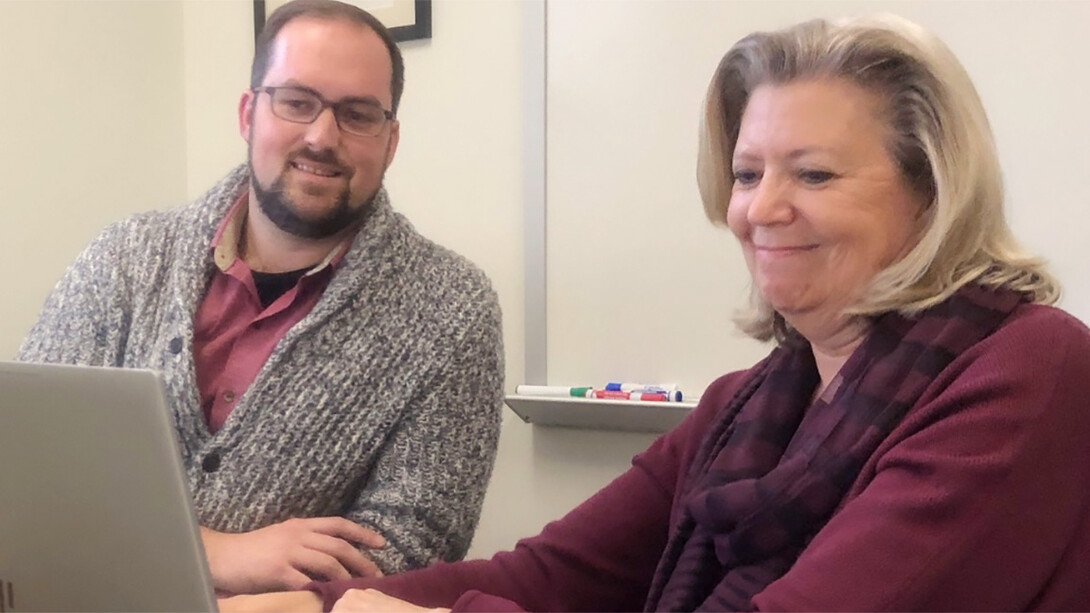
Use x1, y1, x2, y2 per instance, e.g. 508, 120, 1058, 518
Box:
340, 94, 384, 107
276, 79, 316, 95
274, 80, 385, 107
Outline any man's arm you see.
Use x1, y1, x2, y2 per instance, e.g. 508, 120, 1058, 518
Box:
17, 221, 132, 365
349, 293, 505, 573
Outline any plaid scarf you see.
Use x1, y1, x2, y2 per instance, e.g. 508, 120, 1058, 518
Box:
644, 283, 1025, 611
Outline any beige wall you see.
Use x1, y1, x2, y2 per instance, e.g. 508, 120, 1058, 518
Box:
0, 0, 189, 355
182, 0, 252, 197
545, 0, 1090, 397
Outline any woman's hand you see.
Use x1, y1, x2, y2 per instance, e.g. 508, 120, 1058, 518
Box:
217, 591, 324, 613
332, 588, 450, 613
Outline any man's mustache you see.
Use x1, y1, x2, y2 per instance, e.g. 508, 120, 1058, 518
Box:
289, 149, 349, 174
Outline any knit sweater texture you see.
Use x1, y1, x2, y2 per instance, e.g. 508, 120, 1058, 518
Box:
17, 165, 505, 573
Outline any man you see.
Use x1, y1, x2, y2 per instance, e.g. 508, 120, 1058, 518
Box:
17, 0, 503, 596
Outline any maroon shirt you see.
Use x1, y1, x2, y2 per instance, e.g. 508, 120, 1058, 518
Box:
310, 304, 1090, 611
193, 195, 347, 433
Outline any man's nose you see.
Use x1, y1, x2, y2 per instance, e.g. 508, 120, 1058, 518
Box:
303, 106, 342, 150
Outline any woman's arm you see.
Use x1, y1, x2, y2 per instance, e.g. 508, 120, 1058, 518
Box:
219, 590, 323, 613
306, 373, 744, 613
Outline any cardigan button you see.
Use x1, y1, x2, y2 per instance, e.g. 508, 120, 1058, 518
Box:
169, 337, 183, 354
201, 452, 221, 473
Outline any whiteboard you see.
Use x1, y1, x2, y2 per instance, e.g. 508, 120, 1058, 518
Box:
543, 0, 1090, 399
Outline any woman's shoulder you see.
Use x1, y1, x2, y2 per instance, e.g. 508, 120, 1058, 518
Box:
912, 301, 1090, 422
984, 302, 1090, 361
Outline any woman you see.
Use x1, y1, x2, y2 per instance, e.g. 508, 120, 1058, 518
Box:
226, 13, 1090, 612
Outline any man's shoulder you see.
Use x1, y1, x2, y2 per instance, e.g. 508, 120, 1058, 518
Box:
376, 210, 499, 307
413, 235, 495, 296
87, 200, 214, 263
93, 167, 246, 257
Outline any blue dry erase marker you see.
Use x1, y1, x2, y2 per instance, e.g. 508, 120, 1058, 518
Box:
605, 382, 679, 393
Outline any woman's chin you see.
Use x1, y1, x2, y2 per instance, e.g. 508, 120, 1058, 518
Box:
759, 287, 814, 316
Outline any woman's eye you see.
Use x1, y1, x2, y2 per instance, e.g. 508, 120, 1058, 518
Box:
799, 169, 835, 185
732, 169, 759, 185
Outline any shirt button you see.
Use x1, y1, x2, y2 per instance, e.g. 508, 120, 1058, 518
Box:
168, 337, 183, 354
223, 390, 236, 403
202, 452, 221, 473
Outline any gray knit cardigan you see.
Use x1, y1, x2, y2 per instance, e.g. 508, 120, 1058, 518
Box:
18, 166, 505, 572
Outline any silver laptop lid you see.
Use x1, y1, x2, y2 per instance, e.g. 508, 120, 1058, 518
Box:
0, 361, 216, 612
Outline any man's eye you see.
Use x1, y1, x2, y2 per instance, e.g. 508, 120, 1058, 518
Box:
279, 97, 316, 113
799, 169, 835, 185
344, 108, 382, 124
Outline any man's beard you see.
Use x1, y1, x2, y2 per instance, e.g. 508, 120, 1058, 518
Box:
249, 150, 378, 240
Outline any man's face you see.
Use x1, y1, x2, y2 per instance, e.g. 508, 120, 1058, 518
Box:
239, 17, 399, 239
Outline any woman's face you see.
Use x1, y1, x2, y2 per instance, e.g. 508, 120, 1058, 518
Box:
726, 78, 925, 329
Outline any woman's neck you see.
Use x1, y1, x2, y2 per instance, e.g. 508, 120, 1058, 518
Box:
792, 314, 870, 400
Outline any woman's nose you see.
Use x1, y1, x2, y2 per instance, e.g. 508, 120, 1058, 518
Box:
745, 174, 794, 226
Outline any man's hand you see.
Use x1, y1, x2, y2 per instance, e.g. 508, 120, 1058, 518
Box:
332, 588, 450, 613
201, 518, 387, 594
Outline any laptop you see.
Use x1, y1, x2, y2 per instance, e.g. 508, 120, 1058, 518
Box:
0, 361, 217, 612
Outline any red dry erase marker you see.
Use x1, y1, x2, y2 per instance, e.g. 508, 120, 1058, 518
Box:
588, 389, 668, 402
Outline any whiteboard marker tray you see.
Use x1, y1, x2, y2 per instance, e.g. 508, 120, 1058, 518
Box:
504, 395, 696, 433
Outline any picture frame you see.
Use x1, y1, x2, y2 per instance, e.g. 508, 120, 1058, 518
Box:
254, 0, 432, 43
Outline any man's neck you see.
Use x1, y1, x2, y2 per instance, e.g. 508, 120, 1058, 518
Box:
241, 197, 355, 273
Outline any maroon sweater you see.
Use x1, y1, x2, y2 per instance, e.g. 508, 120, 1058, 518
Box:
312, 304, 1090, 611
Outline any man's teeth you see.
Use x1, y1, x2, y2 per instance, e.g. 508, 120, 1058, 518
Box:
293, 162, 338, 177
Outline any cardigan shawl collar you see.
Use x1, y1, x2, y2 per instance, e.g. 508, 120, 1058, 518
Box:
166, 165, 403, 447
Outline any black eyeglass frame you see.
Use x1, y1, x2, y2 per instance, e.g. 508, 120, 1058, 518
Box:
253, 86, 395, 137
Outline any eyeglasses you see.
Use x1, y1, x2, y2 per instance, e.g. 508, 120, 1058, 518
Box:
253, 86, 394, 137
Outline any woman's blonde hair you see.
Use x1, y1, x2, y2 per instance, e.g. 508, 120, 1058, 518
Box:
698, 14, 1059, 343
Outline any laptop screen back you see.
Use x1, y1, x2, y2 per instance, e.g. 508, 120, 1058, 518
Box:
0, 362, 216, 612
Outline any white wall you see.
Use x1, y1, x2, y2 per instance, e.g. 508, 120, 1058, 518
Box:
182, 0, 253, 197
545, 0, 1090, 404
0, 0, 188, 356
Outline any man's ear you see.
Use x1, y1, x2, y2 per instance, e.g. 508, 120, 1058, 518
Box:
383, 119, 400, 170
238, 90, 256, 143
